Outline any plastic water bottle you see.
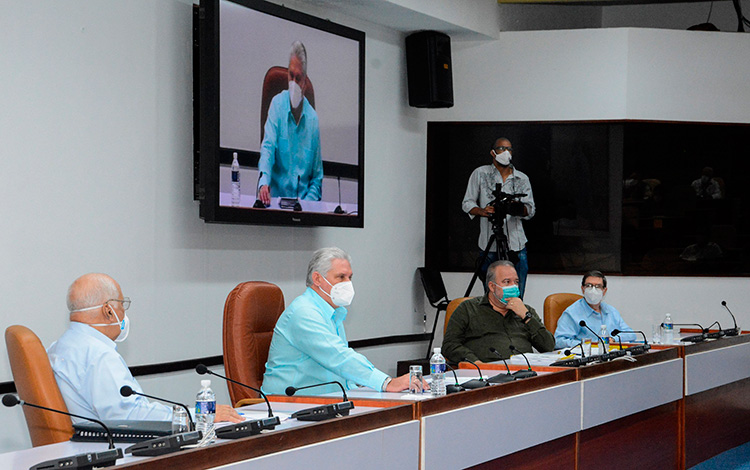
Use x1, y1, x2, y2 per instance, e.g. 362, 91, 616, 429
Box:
195, 379, 216, 438
430, 347, 447, 397
663, 313, 674, 344
231, 152, 240, 207
599, 324, 610, 353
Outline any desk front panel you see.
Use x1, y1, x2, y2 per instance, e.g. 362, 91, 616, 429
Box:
581, 358, 683, 429
421, 382, 580, 470
217, 420, 419, 470
685, 339, 750, 395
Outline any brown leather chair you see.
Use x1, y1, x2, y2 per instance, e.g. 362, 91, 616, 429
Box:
260, 66, 315, 142
543, 293, 583, 334
5, 325, 74, 447
222, 281, 285, 406
443, 297, 472, 335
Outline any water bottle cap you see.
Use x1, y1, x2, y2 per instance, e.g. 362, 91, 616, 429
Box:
434, 347, 441, 354
201, 379, 211, 388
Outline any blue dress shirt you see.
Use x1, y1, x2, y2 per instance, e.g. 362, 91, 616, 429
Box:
258, 91, 323, 201
262, 288, 389, 396
47, 322, 172, 422
554, 298, 638, 349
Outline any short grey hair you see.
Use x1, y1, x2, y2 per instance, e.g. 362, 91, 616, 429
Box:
486, 260, 515, 289
67, 273, 120, 313
306, 247, 351, 287
289, 40, 307, 76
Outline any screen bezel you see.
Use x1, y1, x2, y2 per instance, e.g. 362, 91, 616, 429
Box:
195, 0, 365, 228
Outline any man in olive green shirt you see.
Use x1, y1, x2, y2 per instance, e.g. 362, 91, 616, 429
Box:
443, 260, 555, 363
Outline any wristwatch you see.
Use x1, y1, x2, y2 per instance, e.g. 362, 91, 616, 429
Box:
381, 376, 393, 392
523, 311, 532, 324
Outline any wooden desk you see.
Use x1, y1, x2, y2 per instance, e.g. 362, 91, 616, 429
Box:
682, 334, 750, 467
5, 336, 749, 469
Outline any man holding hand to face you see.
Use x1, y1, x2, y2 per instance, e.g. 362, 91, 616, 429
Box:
442, 260, 555, 364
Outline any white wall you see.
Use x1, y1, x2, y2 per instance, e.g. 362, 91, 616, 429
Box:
0, 0, 429, 453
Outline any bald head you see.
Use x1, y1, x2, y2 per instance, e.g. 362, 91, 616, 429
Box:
67, 273, 121, 314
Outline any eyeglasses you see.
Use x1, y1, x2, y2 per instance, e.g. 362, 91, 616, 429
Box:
107, 297, 131, 311
582, 284, 604, 290
494, 146, 513, 153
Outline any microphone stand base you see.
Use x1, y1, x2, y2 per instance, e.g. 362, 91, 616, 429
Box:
215, 416, 281, 439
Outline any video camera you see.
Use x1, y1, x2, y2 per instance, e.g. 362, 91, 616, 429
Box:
488, 183, 527, 227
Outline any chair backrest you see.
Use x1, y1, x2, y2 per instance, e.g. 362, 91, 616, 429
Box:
444, 297, 472, 335
5, 325, 74, 447
260, 66, 315, 142
417, 267, 448, 309
543, 293, 583, 333
222, 281, 285, 405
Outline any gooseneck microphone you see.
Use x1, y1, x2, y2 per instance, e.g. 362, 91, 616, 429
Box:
195, 364, 280, 438
334, 175, 345, 214
293, 175, 302, 212
564, 341, 586, 358
285, 381, 349, 402
285, 381, 354, 422
508, 345, 537, 379
579, 320, 614, 361
444, 363, 466, 394
253, 171, 267, 208
721, 300, 740, 336
196, 364, 274, 418
3, 394, 123, 469
704, 321, 725, 340
461, 358, 490, 389
120, 385, 194, 431
669, 322, 708, 343
487, 347, 515, 383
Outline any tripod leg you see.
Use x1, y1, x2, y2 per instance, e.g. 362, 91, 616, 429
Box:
464, 235, 496, 297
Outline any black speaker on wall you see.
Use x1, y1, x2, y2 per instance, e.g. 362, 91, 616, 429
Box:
405, 31, 453, 108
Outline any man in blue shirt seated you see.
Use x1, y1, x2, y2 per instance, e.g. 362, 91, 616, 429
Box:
262, 247, 422, 395
257, 40, 323, 205
554, 270, 638, 349
48, 273, 242, 423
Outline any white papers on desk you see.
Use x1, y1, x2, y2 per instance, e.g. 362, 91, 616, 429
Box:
506, 351, 567, 367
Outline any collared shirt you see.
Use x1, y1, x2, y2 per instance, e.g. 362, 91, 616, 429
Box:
47, 322, 172, 422
261, 288, 389, 396
258, 91, 323, 201
554, 298, 638, 349
462, 164, 535, 252
442, 295, 555, 364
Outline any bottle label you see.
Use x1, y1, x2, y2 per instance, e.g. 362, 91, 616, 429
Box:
232, 171, 239, 182
195, 401, 216, 415
430, 363, 446, 375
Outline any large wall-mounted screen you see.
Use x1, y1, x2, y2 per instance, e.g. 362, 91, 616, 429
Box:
195, 0, 365, 227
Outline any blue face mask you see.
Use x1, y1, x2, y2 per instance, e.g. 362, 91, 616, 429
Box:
492, 283, 520, 304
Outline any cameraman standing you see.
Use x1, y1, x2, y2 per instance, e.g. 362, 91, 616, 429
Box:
462, 137, 535, 297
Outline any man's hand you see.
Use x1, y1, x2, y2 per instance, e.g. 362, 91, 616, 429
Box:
386, 373, 430, 392
505, 297, 527, 319
258, 185, 271, 205
215, 404, 244, 423
470, 205, 495, 218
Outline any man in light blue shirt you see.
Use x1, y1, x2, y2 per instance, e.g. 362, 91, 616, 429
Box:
262, 248, 420, 395
48, 273, 242, 423
554, 270, 638, 349
257, 41, 323, 205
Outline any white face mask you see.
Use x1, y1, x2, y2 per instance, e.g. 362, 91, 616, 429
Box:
494, 150, 512, 166
80, 305, 130, 343
321, 276, 355, 307
583, 287, 604, 306
289, 80, 303, 109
